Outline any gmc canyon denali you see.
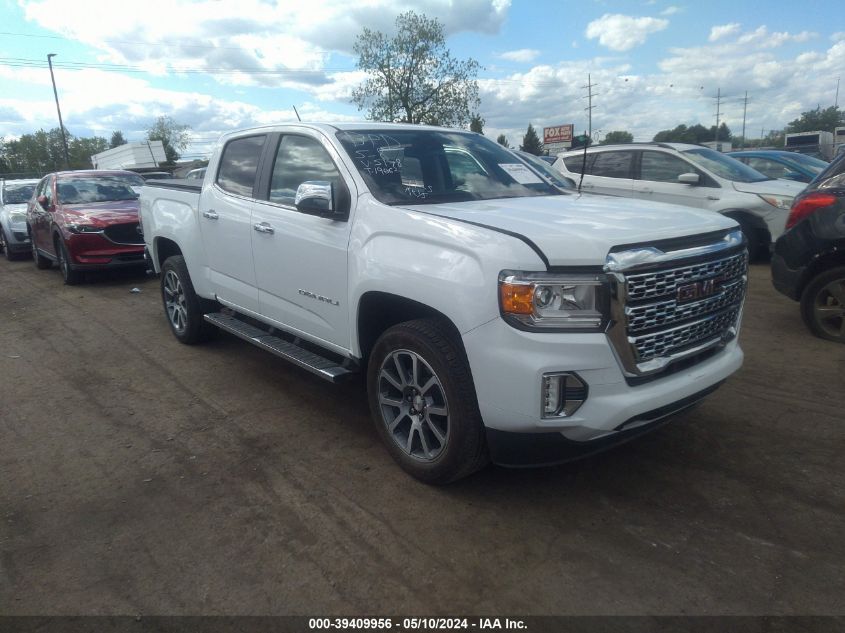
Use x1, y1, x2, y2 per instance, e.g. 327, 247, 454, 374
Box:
140, 123, 748, 483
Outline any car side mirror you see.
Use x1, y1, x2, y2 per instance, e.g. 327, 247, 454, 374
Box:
783, 171, 807, 182
295, 181, 346, 220
678, 173, 700, 185
37, 195, 51, 209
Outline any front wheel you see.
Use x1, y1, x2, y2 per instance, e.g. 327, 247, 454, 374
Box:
56, 238, 83, 285
160, 255, 217, 344
367, 319, 488, 484
800, 266, 845, 343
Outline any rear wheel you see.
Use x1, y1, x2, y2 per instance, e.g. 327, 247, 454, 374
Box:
367, 318, 488, 484
800, 266, 845, 343
160, 255, 217, 344
30, 229, 52, 269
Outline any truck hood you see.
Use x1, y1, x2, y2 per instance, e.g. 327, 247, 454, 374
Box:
58, 199, 140, 227
399, 193, 737, 267
732, 179, 805, 196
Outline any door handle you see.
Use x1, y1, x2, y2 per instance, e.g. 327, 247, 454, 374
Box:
581, 183, 594, 189
253, 222, 275, 235
706, 195, 720, 201
202, 210, 219, 220
637, 188, 653, 194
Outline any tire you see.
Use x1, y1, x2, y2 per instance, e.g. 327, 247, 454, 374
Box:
367, 318, 489, 484
0, 227, 16, 261
735, 217, 765, 262
30, 229, 52, 270
56, 237, 83, 285
160, 255, 217, 344
800, 266, 845, 344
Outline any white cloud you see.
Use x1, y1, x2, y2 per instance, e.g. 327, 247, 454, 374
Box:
661, 6, 681, 15
585, 14, 669, 52
498, 49, 541, 63
709, 23, 741, 42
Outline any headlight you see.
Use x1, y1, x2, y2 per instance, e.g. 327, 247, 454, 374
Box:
757, 194, 793, 210
65, 223, 101, 234
9, 212, 27, 224
499, 271, 609, 331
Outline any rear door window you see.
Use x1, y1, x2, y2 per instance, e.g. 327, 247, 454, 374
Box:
216, 135, 266, 197
590, 151, 633, 178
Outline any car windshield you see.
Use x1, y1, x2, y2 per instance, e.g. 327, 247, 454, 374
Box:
682, 148, 769, 183
3, 183, 36, 204
513, 151, 574, 190
336, 129, 561, 205
56, 176, 140, 204
787, 153, 828, 174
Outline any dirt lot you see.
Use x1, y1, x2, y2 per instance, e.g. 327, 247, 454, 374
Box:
0, 256, 843, 616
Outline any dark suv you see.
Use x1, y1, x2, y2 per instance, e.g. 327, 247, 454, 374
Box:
771, 152, 845, 342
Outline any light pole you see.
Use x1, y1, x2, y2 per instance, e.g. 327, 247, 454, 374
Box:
47, 53, 70, 169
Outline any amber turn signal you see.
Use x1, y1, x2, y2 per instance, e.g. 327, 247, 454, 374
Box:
500, 282, 534, 315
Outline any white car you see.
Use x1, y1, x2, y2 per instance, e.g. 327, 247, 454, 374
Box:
140, 123, 747, 483
554, 142, 806, 258
0, 178, 39, 260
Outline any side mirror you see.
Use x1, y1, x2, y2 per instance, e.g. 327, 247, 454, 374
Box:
783, 171, 807, 182
295, 181, 341, 219
37, 195, 51, 209
678, 173, 700, 185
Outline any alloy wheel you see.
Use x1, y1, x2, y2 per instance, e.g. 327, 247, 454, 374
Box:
163, 270, 188, 333
377, 349, 450, 461
813, 277, 845, 339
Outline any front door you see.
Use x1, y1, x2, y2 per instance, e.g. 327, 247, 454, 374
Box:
633, 150, 715, 209
251, 132, 355, 351
30, 176, 54, 253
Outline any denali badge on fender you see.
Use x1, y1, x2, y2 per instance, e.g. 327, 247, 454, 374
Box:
298, 288, 340, 306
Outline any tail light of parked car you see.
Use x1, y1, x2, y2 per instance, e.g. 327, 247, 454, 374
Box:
785, 193, 838, 230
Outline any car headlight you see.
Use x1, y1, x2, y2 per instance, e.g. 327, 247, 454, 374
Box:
65, 223, 102, 234
757, 194, 793, 210
499, 272, 609, 331
9, 212, 27, 224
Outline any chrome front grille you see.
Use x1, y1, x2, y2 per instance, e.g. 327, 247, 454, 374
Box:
605, 229, 748, 379
626, 251, 747, 302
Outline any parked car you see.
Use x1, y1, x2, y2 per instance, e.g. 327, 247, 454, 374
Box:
554, 142, 805, 259
26, 170, 147, 284
0, 178, 39, 260
511, 149, 575, 190
727, 150, 828, 183
141, 123, 747, 483
771, 152, 845, 343
185, 167, 206, 180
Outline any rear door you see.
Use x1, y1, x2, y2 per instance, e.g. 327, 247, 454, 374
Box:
250, 131, 355, 351
198, 134, 267, 313
581, 150, 635, 196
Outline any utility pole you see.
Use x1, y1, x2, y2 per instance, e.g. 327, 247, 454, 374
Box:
581, 73, 598, 138
714, 87, 722, 146
47, 53, 70, 169
740, 91, 748, 150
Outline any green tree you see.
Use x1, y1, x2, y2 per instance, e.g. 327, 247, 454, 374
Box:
786, 106, 844, 133
69, 136, 108, 169
470, 114, 485, 134
600, 130, 633, 145
351, 11, 481, 127
147, 116, 191, 164
496, 134, 509, 148
520, 124, 542, 155
110, 130, 126, 148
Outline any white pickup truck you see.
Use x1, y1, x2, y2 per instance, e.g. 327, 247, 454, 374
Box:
140, 123, 747, 483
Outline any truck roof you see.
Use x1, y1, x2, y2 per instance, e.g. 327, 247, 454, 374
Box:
219, 121, 479, 139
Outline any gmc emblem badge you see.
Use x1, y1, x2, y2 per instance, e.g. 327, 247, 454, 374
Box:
676, 277, 721, 302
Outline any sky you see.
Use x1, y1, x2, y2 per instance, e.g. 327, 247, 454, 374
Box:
0, 0, 842, 161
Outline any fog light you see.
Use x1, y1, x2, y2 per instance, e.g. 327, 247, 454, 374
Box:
541, 372, 587, 418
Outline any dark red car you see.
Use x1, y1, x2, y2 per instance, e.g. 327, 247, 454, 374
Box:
26, 170, 146, 284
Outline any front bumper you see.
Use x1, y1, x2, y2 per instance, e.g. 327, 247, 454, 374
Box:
462, 316, 743, 464
66, 233, 145, 269
5, 227, 31, 252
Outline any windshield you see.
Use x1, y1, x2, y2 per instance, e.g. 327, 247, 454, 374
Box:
336, 129, 561, 205
3, 183, 36, 204
56, 176, 140, 204
787, 152, 828, 174
513, 151, 574, 190
682, 148, 769, 183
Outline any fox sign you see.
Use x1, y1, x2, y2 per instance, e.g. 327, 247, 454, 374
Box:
543, 125, 573, 144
